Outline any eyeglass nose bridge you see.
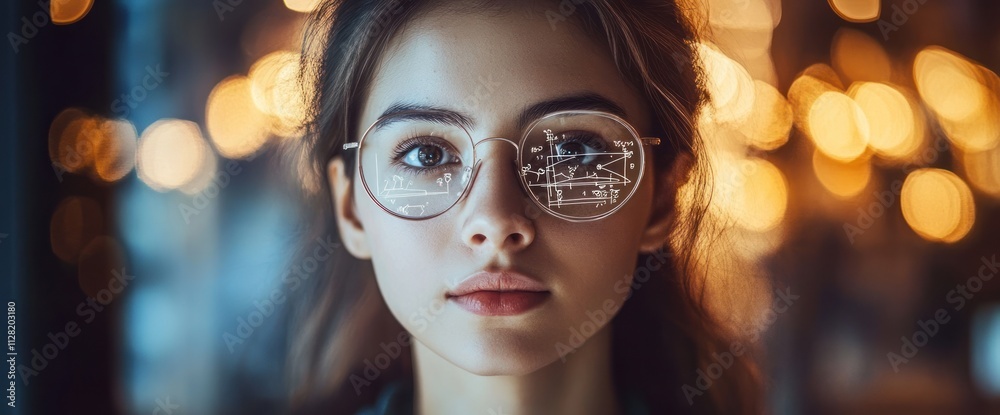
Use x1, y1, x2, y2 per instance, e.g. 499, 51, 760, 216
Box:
457, 136, 525, 205
473, 136, 520, 152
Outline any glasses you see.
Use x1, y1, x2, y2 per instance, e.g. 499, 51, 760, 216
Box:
342, 110, 660, 222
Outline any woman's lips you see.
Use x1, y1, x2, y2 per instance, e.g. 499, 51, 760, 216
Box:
449, 291, 550, 316
446, 270, 550, 316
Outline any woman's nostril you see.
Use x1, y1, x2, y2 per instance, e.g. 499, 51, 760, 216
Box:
508, 234, 523, 245
470, 232, 528, 248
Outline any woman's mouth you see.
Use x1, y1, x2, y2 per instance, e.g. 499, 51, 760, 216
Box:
446, 270, 550, 316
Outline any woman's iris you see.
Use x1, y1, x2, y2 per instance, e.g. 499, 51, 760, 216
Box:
403, 144, 446, 167
557, 139, 601, 165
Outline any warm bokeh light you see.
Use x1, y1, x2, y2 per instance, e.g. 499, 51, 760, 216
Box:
812, 150, 871, 199
802, 62, 845, 88
50, 196, 103, 264
828, 0, 880, 22
935, 62, 1000, 153
699, 43, 756, 124
743, 80, 792, 150
50, 0, 94, 25
788, 65, 842, 133
249, 51, 290, 114
831, 28, 891, 82
62, 117, 101, 171
938, 108, 1000, 154
738, 51, 779, 86
696, 109, 745, 160
206, 75, 272, 159
712, 157, 788, 232
249, 50, 307, 137
901, 169, 976, 243
48, 107, 92, 174
94, 118, 139, 182
961, 145, 1000, 199
914, 47, 987, 122
179, 144, 220, 196
807, 91, 870, 161
48, 109, 138, 182
283, 0, 321, 13
849, 82, 923, 160
136, 119, 211, 191
705, 0, 776, 31
700, 0, 779, 82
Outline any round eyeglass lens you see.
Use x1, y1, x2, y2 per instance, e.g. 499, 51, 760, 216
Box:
358, 115, 475, 219
519, 112, 644, 220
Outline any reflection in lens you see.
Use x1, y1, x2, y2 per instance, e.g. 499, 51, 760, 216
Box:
520, 112, 644, 221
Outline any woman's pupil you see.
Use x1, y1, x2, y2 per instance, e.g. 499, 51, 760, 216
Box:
559, 142, 584, 156
417, 145, 442, 166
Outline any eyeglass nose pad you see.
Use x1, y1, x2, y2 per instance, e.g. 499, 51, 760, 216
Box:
461, 160, 482, 187
454, 160, 483, 205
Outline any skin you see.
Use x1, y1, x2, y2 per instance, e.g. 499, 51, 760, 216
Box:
327, 1, 685, 413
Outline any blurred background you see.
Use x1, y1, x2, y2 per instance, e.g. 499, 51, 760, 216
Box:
1, 0, 999, 414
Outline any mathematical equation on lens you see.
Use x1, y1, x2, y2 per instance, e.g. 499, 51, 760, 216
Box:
521, 129, 636, 209
371, 154, 464, 216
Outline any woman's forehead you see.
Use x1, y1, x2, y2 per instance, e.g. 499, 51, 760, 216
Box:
359, 3, 650, 136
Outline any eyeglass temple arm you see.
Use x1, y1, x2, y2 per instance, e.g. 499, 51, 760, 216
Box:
343, 142, 359, 150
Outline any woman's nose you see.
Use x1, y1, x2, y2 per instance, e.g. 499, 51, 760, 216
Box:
457, 141, 536, 255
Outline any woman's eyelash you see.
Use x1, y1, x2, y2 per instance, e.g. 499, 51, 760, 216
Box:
388, 135, 459, 175
555, 132, 608, 150
389, 136, 458, 160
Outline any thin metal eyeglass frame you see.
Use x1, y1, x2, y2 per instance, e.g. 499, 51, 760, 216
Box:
341, 109, 661, 222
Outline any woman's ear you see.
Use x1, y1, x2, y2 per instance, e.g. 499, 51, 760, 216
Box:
328, 157, 372, 260
638, 152, 694, 253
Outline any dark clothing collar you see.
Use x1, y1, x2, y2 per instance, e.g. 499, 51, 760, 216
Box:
355, 380, 650, 415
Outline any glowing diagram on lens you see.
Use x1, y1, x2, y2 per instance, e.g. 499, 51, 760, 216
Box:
520, 128, 633, 210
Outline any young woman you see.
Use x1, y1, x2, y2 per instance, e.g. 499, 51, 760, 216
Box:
283, 0, 763, 413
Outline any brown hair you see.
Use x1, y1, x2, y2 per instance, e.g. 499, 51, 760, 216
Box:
282, 0, 763, 413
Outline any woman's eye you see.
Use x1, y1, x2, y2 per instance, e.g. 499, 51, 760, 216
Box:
556, 137, 604, 165
401, 144, 454, 167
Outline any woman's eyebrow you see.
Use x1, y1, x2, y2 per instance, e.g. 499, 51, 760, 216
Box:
373, 92, 627, 132
516, 93, 628, 131
373, 103, 475, 132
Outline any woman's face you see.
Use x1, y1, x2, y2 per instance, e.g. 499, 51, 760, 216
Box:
336, 1, 665, 375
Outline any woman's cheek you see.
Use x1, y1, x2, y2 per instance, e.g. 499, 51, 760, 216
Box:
380, 221, 470, 322
553, 227, 636, 322
367, 226, 443, 328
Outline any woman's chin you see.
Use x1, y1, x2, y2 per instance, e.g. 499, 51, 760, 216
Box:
450, 354, 557, 377
433, 337, 562, 377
